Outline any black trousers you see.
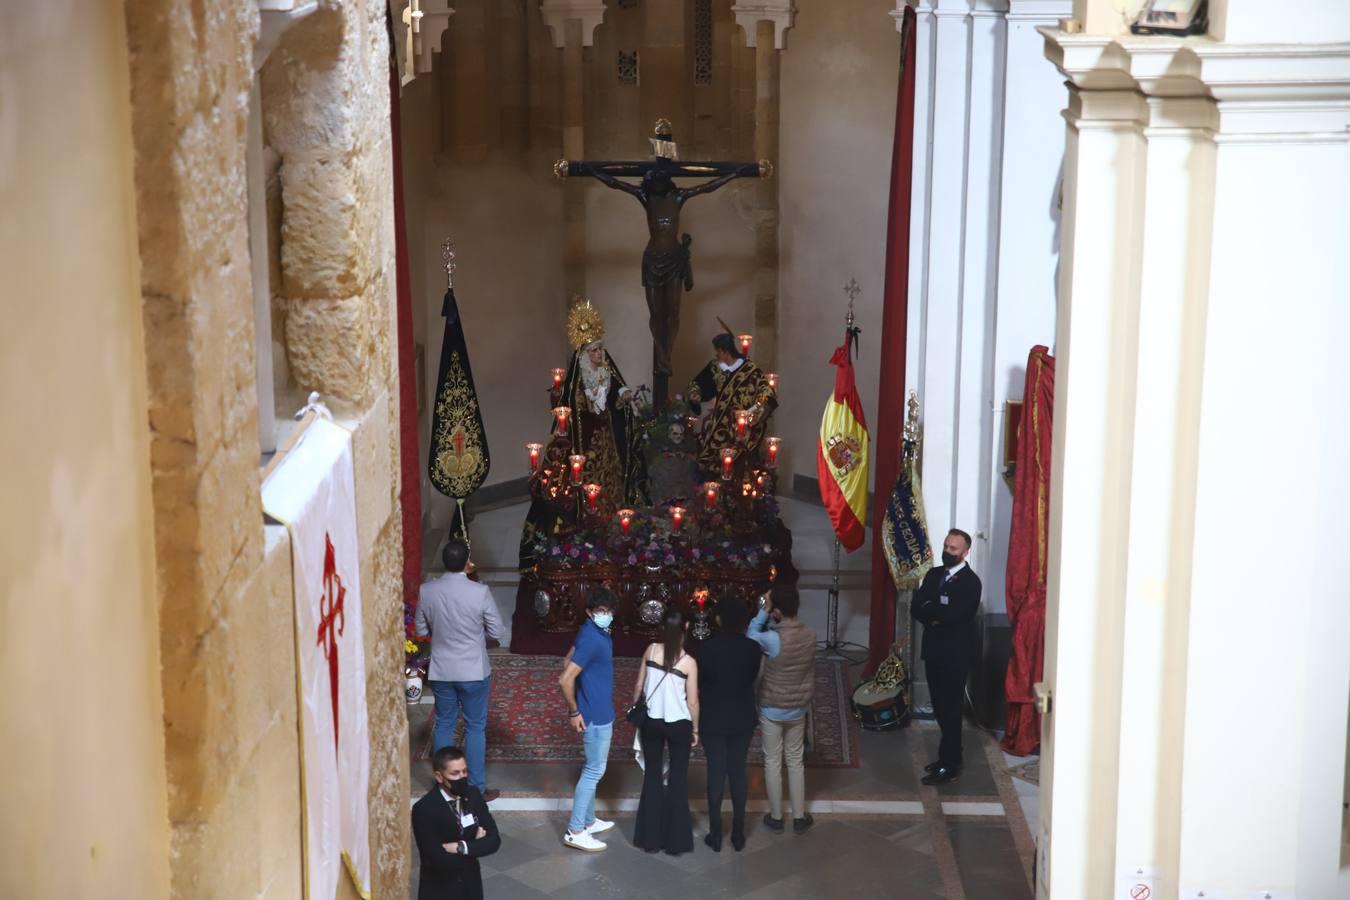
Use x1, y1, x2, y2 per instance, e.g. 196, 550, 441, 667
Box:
926, 657, 968, 768
703, 730, 753, 839
634, 718, 694, 853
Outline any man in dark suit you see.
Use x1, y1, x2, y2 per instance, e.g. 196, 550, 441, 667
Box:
412, 745, 501, 900
912, 528, 983, 786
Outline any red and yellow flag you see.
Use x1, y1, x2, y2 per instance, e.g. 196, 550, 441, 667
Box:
817, 332, 870, 551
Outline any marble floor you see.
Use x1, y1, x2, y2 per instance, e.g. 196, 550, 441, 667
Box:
408, 497, 1040, 898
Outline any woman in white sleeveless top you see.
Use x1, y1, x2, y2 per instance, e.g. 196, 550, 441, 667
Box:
630, 607, 699, 854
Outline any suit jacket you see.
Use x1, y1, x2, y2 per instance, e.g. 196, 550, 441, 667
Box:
695, 632, 762, 736
411, 784, 501, 900
415, 572, 504, 683
911, 564, 982, 668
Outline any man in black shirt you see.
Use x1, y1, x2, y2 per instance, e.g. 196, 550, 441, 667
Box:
412, 745, 501, 900
912, 528, 983, 786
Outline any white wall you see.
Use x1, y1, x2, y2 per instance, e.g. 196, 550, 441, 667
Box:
905, 0, 1070, 612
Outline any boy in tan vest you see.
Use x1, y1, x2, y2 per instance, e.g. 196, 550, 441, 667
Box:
748, 587, 817, 833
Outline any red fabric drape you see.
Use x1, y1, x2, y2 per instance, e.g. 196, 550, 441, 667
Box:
1000, 346, 1055, 756
389, 62, 423, 623
867, 5, 919, 676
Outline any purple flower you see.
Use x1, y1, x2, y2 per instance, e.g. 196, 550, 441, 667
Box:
692, 548, 701, 560
664, 554, 676, 565
567, 547, 581, 558
627, 553, 638, 565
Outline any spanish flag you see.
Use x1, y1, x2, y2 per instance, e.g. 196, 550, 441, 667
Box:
817, 330, 870, 551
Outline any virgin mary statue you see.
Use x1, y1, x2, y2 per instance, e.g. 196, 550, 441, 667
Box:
519, 301, 650, 570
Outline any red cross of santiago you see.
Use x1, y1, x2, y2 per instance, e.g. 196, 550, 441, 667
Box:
318, 533, 346, 758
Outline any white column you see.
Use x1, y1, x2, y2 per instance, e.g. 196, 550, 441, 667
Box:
1039, 20, 1350, 899
984, 0, 1072, 610
905, 0, 1071, 610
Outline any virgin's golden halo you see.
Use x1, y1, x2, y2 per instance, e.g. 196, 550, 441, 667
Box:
566, 299, 606, 350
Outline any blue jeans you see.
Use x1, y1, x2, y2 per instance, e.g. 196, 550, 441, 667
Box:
568, 720, 612, 833
429, 676, 491, 793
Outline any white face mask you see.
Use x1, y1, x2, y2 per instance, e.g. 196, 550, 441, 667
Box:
592, 612, 614, 631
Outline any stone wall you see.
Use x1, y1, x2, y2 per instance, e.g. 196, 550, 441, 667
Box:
115, 0, 409, 896
0, 4, 172, 896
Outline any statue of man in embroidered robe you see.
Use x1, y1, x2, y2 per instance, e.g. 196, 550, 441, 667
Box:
688, 331, 778, 477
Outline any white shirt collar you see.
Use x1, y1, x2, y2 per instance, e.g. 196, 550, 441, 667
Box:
946, 561, 967, 577
718, 358, 745, 373
439, 787, 453, 802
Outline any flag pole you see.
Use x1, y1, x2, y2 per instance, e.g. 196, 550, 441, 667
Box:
818, 282, 867, 664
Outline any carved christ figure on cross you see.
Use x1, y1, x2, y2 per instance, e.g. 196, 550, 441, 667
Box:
556, 119, 772, 406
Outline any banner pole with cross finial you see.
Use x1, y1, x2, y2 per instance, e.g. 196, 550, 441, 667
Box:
819, 277, 868, 663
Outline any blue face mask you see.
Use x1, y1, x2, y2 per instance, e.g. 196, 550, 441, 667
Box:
592, 612, 614, 631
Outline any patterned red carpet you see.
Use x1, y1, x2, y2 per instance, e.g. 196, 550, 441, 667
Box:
412, 654, 861, 768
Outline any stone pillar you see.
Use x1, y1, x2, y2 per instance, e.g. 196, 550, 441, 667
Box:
1037, 9, 1350, 897
262, 2, 411, 896
733, 3, 793, 373
541, 1, 606, 299
752, 20, 779, 370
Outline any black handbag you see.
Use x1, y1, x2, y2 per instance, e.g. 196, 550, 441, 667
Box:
625, 666, 673, 727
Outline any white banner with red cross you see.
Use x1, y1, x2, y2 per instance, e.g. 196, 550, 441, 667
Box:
262, 416, 371, 899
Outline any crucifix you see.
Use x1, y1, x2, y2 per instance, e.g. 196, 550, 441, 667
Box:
555, 119, 772, 407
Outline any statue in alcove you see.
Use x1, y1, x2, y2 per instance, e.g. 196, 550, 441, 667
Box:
555, 119, 772, 407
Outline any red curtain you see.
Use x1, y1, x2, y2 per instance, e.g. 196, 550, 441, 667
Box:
389, 62, 423, 620
1000, 346, 1055, 756
867, 5, 919, 676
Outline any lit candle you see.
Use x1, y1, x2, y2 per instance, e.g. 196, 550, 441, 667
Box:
735, 409, 749, 438
553, 406, 572, 435
766, 372, 779, 391
769, 564, 778, 582
742, 481, 753, 497
703, 481, 720, 511
568, 453, 586, 485
738, 333, 753, 357
617, 508, 635, 536
720, 447, 738, 481
551, 367, 565, 390
766, 436, 782, 467
693, 588, 709, 609
583, 482, 602, 511
526, 442, 543, 472
670, 506, 686, 532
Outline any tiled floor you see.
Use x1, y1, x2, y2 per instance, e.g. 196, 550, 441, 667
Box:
407, 720, 1038, 898
408, 497, 1041, 898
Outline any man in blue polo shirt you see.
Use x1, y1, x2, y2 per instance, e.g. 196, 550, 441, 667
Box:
557, 587, 617, 851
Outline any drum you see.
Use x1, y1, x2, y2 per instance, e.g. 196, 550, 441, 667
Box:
850, 647, 911, 731
851, 680, 909, 731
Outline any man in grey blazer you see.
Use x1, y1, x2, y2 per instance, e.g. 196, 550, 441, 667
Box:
416, 538, 505, 802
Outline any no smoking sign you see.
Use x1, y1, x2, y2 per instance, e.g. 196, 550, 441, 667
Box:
1130, 885, 1152, 900
1116, 865, 1158, 900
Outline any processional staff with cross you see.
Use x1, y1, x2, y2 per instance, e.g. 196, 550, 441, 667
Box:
555, 119, 772, 407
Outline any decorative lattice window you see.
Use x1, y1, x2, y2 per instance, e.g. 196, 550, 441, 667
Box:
694, 0, 713, 85
618, 50, 639, 85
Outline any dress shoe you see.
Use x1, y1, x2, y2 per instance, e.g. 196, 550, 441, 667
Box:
731, 831, 746, 851
792, 814, 815, 834
704, 833, 722, 852
921, 765, 961, 786
923, 761, 941, 773
762, 813, 785, 833
482, 788, 501, 803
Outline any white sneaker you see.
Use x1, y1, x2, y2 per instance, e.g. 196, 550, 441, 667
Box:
563, 830, 607, 852
585, 817, 615, 835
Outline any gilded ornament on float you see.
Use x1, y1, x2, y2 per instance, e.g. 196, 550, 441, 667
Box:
566, 298, 606, 349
